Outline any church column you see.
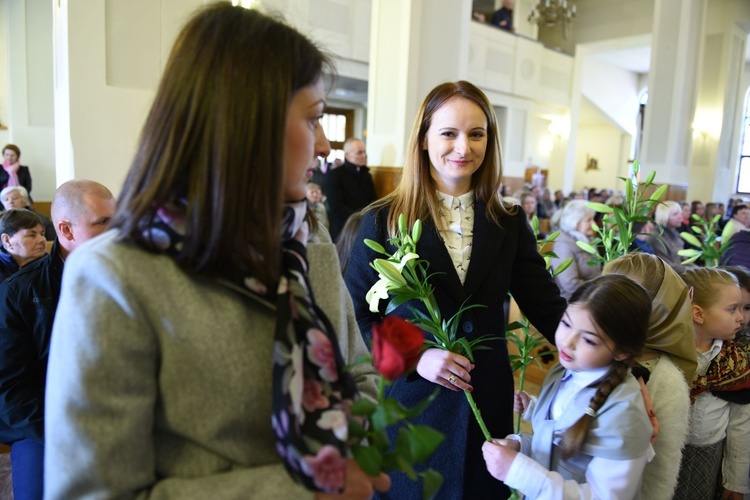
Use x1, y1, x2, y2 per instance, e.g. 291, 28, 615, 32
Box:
640, 0, 706, 197
366, 0, 472, 168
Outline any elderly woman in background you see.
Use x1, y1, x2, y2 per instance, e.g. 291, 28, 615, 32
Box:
549, 199, 600, 298
648, 200, 691, 274
0, 186, 55, 241
1, 145, 32, 195
0, 209, 47, 280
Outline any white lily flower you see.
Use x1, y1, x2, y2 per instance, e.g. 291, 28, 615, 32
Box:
365, 253, 420, 313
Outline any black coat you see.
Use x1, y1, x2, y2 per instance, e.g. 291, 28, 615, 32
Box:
324, 160, 376, 241
0, 240, 63, 444
0, 166, 33, 196
344, 202, 566, 499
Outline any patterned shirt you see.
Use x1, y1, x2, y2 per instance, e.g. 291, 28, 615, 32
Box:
436, 191, 475, 284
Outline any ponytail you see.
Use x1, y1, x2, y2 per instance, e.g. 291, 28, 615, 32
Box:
559, 360, 630, 459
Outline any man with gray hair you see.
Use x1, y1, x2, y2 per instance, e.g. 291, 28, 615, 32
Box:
324, 137, 376, 241
0, 179, 115, 499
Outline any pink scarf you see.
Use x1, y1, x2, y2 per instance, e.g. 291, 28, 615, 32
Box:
1, 160, 20, 188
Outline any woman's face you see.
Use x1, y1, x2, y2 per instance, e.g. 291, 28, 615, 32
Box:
424, 97, 487, 196
522, 196, 536, 218
682, 204, 691, 220
284, 78, 330, 202
2, 149, 18, 164
2, 190, 26, 210
3, 224, 46, 266
577, 211, 595, 237
694, 203, 705, 217
668, 208, 683, 228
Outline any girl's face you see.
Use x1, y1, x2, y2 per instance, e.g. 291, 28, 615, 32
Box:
2, 224, 46, 266
283, 78, 331, 202
555, 304, 627, 372
424, 97, 487, 196
2, 149, 18, 164
697, 284, 744, 341
694, 203, 705, 217
668, 208, 683, 228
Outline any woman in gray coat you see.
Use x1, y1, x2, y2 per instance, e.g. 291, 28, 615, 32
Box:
44, 5, 386, 499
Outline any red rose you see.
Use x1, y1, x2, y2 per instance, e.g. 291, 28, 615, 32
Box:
372, 316, 425, 381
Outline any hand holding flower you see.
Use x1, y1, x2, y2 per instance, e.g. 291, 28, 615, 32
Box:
481, 439, 520, 482
416, 348, 474, 392
314, 458, 391, 500
513, 390, 530, 415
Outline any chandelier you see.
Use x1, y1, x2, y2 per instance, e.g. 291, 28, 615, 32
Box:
528, 0, 577, 39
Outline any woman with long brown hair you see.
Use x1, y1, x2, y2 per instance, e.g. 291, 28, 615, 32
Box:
344, 80, 566, 498
45, 3, 386, 498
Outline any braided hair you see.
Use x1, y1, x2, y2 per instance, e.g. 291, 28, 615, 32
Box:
559, 274, 652, 458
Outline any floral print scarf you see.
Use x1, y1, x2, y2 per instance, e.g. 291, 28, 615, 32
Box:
140, 200, 357, 494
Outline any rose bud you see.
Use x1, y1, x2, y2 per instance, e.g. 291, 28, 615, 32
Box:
372, 316, 425, 381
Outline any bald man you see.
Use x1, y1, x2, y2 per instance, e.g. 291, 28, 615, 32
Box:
0, 180, 115, 499
324, 137, 377, 241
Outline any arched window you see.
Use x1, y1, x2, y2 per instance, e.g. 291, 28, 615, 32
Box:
736, 89, 750, 194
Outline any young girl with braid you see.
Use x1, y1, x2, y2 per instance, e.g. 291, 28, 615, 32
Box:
674, 268, 750, 499
482, 274, 655, 498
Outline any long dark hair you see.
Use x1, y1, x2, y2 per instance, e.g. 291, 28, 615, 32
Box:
371, 80, 513, 236
113, 3, 331, 284
559, 274, 651, 458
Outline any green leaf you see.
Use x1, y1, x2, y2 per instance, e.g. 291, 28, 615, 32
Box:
364, 238, 388, 255
576, 241, 599, 255
677, 249, 701, 257
407, 425, 446, 463
420, 469, 444, 500
643, 170, 656, 185
680, 231, 702, 248
586, 202, 613, 214
350, 398, 378, 416
552, 257, 573, 277
505, 320, 526, 332
352, 444, 383, 476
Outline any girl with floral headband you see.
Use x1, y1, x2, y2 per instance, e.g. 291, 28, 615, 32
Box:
482, 274, 654, 498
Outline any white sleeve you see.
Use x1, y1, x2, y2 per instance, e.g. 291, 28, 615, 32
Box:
722, 402, 750, 493
504, 449, 652, 500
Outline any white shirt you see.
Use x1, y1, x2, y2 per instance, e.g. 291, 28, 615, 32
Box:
436, 191, 474, 284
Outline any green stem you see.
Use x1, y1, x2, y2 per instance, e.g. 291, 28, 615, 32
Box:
465, 390, 492, 442
515, 364, 527, 434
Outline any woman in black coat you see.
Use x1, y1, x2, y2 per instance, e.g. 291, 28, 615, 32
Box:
1, 144, 33, 196
344, 81, 566, 499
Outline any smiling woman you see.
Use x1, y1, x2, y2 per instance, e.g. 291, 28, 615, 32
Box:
344, 80, 566, 499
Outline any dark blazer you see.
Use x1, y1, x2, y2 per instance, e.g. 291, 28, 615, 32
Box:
345, 202, 566, 499
0, 166, 32, 196
324, 161, 376, 241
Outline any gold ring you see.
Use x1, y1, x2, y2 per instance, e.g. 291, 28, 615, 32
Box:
448, 375, 456, 384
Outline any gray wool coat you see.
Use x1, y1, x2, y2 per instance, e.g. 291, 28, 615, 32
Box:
44, 228, 377, 499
